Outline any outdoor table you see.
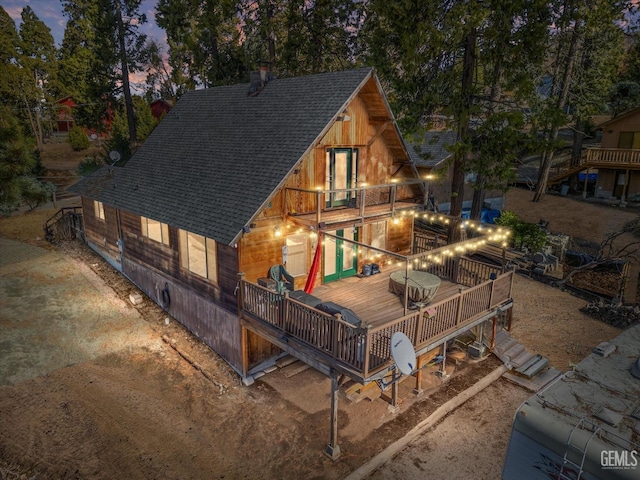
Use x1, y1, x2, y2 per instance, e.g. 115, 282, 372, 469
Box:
389, 270, 441, 305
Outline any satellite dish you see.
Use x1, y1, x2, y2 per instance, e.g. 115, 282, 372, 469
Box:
109, 150, 121, 163
390, 332, 416, 376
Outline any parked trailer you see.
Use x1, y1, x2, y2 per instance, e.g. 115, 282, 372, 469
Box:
502, 324, 640, 480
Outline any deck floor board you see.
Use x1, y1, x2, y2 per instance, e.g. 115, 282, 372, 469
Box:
309, 266, 462, 328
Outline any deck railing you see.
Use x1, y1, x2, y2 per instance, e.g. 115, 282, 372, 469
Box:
585, 148, 640, 165
284, 179, 425, 224
240, 266, 514, 380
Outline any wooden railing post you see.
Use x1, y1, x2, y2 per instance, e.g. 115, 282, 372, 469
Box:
359, 188, 366, 220
415, 309, 424, 345
282, 290, 290, 331
455, 288, 464, 326
363, 325, 371, 377
390, 184, 397, 213
316, 190, 322, 224
489, 279, 495, 309
237, 272, 245, 313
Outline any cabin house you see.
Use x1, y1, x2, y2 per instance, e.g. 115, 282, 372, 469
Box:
149, 99, 172, 120
550, 107, 640, 201
55, 96, 77, 133
68, 67, 515, 458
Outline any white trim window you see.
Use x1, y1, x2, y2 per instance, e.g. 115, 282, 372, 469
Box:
286, 233, 308, 276
94, 201, 105, 221
371, 221, 386, 250
179, 229, 218, 282
141, 216, 170, 246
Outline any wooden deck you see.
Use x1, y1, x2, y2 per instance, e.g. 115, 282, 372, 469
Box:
240, 255, 514, 382
310, 266, 462, 328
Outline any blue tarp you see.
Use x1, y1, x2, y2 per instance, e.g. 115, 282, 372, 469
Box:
461, 208, 501, 224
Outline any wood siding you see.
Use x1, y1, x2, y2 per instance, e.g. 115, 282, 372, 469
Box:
601, 112, 640, 149
80, 197, 120, 263
123, 258, 243, 372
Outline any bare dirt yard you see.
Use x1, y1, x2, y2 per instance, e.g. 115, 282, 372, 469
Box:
0, 151, 636, 480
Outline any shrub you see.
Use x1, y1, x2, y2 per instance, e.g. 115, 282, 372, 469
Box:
77, 156, 104, 176
495, 210, 547, 253
68, 126, 90, 151
17, 176, 55, 211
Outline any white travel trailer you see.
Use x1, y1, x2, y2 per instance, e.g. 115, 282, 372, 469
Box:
502, 324, 640, 480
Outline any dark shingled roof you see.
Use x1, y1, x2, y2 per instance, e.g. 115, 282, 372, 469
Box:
70, 68, 375, 245
407, 131, 456, 168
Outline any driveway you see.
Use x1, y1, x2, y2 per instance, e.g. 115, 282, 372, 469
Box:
0, 238, 161, 386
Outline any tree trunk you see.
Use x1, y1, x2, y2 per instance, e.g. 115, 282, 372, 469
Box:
572, 117, 585, 166
449, 28, 476, 240
115, 0, 137, 148
470, 177, 485, 221
533, 17, 583, 202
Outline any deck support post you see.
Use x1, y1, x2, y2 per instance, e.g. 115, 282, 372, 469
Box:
491, 317, 497, 350
324, 369, 342, 461
582, 169, 589, 199
436, 341, 448, 379
388, 374, 400, 414
413, 354, 424, 396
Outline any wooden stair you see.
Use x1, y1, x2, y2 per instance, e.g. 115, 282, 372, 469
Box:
490, 329, 561, 392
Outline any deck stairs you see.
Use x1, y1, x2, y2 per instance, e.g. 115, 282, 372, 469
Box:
490, 329, 562, 392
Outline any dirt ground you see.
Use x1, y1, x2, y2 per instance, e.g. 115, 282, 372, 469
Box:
0, 159, 636, 480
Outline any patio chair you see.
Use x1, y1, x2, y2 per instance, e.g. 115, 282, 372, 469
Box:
269, 264, 294, 294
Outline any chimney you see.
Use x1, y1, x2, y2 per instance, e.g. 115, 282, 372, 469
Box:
248, 60, 276, 95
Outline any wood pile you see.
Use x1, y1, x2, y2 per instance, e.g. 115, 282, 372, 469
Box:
580, 303, 640, 329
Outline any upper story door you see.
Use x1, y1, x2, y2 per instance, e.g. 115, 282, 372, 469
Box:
325, 148, 358, 208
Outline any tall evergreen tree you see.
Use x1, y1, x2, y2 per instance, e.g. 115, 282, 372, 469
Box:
0, 7, 20, 103
15, 6, 58, 151
59, 0, 98, 102
362, 0, 549, 225
157, 0, 246, 93
532, 0, 630, 202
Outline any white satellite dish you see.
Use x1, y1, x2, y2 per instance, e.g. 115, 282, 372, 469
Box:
109, 150, 121, 163
390, 332, 416, 376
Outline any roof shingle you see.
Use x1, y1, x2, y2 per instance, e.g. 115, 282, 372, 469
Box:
70, 68, 374, 245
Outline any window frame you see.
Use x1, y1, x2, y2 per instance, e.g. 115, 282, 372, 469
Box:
141, 216, 170, 246
94, 200, 105, 221
178, 229, 218, 283
286, 233, 308, 277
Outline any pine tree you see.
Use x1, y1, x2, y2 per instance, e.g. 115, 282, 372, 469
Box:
15, 6, 58, 151
532, 0, 630, 202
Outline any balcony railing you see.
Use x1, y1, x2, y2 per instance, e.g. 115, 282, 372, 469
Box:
284, 179, 426, 225
585, 148, 640, 166
239, 266, 513, 381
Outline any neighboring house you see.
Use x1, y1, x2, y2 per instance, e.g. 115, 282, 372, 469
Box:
68, 68, 514, 458
150, 99, 172, 120
408, 130, 504, 217
551, 106, 640, 201
55, 96, 76, 133
502, 323, 640, 480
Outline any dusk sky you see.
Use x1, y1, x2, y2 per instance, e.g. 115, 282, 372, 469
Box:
3, 0, 167, 48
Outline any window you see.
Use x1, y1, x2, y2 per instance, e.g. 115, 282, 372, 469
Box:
94, 201, 105, 221
286, 233, 308, 276
371, 221, 386, 250
179, 229, 218, 282
618, 132, 640, 149
141, 216, 170, 246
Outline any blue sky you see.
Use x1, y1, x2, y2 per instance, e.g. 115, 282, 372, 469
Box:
3, 0, 166, 48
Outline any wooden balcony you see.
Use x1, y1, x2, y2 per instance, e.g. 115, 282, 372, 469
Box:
585, 147, 640, 167
239, 254, 514, 384
285, 180, 426, 228
550, 147, 640, 184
